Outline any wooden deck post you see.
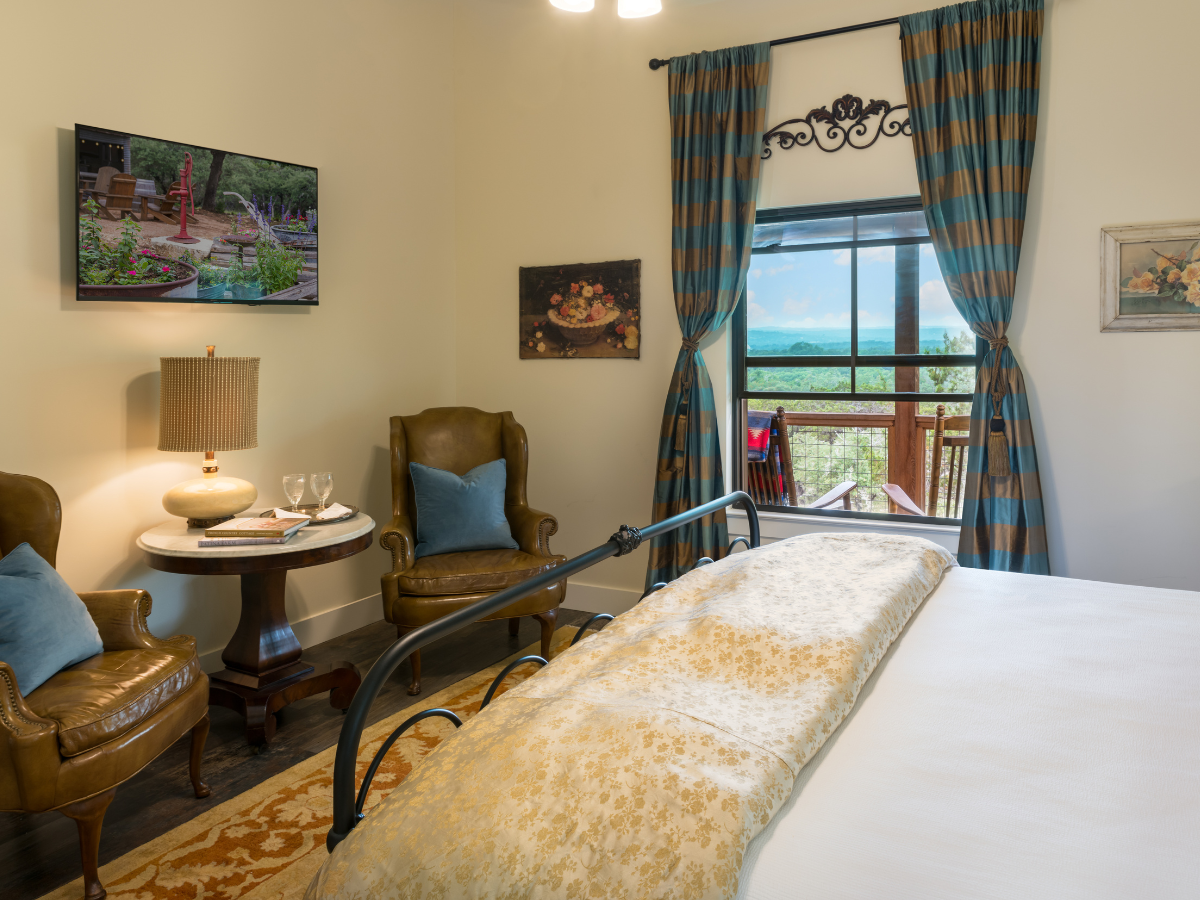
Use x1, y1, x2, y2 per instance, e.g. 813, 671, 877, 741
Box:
774, 406, 799, 506
890, 244, 922, 512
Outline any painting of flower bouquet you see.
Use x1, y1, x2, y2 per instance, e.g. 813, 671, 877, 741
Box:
519, 259, 641, 358
1102, 223, 1200, 331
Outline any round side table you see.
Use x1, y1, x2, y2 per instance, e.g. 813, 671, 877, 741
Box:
138, 514, 375, 745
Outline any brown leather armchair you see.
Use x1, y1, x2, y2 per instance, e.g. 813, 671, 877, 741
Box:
381, 408, 566, 695
0, 472, 211, 900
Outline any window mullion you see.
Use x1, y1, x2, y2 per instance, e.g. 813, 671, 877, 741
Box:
850, 240, 858, 395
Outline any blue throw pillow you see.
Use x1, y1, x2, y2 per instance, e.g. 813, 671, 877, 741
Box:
409, 459, 519, 559
0, 543, 103, 695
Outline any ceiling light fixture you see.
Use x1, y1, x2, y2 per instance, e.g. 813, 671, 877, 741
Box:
617, 0, 661, 17
550, 0, 594, 10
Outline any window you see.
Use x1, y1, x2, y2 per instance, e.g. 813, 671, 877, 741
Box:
733, 196, 980, 521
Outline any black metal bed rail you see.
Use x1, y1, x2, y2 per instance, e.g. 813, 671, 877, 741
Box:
325, 490, 760, 852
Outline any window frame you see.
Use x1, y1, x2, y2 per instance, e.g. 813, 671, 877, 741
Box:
732, 195, 983, 524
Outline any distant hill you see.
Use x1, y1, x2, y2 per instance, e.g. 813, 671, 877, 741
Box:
748, 326, 972, 356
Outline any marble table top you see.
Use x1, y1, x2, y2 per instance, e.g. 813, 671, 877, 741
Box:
137, 513, 375, 559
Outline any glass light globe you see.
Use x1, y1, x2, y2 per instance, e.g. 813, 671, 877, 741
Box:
618, 0, 661, 17
550, 0, 594, 10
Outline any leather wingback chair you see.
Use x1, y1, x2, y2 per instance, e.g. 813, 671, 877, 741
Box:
0, 473, 211, 900
381, 408, 566, 695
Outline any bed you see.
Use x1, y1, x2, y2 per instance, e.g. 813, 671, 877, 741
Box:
312, 493, 1200, 899
737, 564, 1200, 899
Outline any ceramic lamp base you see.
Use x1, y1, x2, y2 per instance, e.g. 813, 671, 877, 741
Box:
163, 473, 258, 527
186, 514, 237, 529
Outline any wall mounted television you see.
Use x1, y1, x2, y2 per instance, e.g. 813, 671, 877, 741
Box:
75, 124, 318, 305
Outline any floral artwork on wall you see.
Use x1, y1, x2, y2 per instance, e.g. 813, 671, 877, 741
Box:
519, 259, 640, 358
1120, 241, 1200, 310
1101, 222, 1200, 331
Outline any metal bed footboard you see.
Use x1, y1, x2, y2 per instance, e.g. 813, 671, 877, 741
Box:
326, 491, 760, 852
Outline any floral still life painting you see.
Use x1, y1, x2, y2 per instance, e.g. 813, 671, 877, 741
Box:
1101, 223, 1200, 331
1119, 240, 1200, 312
519, 259, 640, 358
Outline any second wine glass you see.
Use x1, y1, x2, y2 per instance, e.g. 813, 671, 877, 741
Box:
310, 472, 333, 511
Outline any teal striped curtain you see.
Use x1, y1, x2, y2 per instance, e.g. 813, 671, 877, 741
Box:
645, 43, 770, 590
900, 0, 1048, 574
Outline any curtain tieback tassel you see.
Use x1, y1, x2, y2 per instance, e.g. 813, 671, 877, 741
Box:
987, 414, 1011, 477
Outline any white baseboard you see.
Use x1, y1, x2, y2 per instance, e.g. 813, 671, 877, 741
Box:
196, 581, 644, 674
198, 592, 384, 674
565, 579, 643, 616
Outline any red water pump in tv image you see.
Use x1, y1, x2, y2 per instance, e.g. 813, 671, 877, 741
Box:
168, 152, 199, 244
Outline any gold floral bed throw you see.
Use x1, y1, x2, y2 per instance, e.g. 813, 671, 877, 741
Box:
308, 533, 955, 900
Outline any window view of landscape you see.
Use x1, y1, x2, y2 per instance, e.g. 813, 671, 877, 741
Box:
740, 204, 976, 518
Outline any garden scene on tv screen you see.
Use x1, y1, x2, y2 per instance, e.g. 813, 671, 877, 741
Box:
76, 125, 318, 304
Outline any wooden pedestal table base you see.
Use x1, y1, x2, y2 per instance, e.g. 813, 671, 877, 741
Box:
208, 569, 363, 744
138, 514, 375, 746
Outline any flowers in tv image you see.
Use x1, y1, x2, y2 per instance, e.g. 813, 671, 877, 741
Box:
75, 125, 317, 304
518, 260, 641, 359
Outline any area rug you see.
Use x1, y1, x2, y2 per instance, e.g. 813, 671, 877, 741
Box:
39, 627, 580, 900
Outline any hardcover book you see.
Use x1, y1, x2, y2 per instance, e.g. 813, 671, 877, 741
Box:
197, 535, 293, 547
204, 517, 308, 538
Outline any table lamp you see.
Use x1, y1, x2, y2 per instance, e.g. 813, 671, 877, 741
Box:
159, 345, 260, 527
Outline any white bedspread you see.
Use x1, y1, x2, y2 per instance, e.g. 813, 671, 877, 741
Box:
738, 566, 1200, 900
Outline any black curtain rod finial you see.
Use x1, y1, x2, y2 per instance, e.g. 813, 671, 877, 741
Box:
649, 58, 670, 71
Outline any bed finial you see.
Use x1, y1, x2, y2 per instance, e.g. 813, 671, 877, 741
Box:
610, 525, 643, 556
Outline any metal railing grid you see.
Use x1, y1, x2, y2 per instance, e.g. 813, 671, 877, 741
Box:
782, 424, 890, 513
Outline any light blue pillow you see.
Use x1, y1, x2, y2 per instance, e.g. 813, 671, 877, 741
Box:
0, 543, 103, 695
410, 459, 519, 559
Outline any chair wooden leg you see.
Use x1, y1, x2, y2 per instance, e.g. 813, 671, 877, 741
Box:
532, 609, 558, 660
60, 787, 117, 900
190, 713, 212, 799
508, 617, 521, 637
397, 625, 422, 695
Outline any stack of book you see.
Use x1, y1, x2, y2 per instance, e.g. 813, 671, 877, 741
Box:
199, 517, 309, 548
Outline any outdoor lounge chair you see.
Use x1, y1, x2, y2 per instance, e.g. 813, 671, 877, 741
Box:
91, 174, 141, 221
143, 181, 182, 225
77, 166, 121, 213
883, 405, 971, 518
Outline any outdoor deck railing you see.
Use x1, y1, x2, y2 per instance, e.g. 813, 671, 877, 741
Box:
745, 408, 968, 516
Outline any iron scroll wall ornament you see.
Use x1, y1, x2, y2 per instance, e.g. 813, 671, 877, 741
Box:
761, 94, 911, 158
325, 491, 760, 853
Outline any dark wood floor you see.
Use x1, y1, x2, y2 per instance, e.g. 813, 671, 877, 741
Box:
1, 609, 594, 900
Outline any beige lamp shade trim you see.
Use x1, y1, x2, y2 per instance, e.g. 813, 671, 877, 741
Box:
159, 356, 260, 452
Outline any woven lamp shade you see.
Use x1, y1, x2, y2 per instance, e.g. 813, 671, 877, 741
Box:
158, 356, 260, 452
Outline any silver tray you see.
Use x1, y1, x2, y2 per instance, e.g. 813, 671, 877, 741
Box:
254, 503, 359, 526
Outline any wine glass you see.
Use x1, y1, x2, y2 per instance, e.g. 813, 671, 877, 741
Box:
282, 474, 306, 512
310, 472, 333, 511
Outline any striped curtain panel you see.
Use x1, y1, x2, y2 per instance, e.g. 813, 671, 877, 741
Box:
900, 0, 1049, 574
645, 43, 770, 590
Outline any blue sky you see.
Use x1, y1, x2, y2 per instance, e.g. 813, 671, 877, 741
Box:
746, 244, 970, 333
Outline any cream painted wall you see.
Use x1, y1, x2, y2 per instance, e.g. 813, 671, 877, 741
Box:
0, 1, 457, 663
759, 24, 918, 209
449, 0, 942, 602
452, 0, 1200, 601
1015, 0, 1200, 589
6, 0, 1199, 662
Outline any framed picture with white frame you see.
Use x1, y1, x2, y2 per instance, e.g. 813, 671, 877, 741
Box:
1101, 221, 1200, 331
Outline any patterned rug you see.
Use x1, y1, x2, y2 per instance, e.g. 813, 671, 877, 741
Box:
40, 627, 579, 900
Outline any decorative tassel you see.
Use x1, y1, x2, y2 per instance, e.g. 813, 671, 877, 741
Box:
987, 415, 1011, 476
674, 414, 688, 452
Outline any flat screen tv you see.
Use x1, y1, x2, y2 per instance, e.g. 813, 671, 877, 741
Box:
75, 125, 318, 305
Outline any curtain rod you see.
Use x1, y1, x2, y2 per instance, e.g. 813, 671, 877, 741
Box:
648, 17, 900, 70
